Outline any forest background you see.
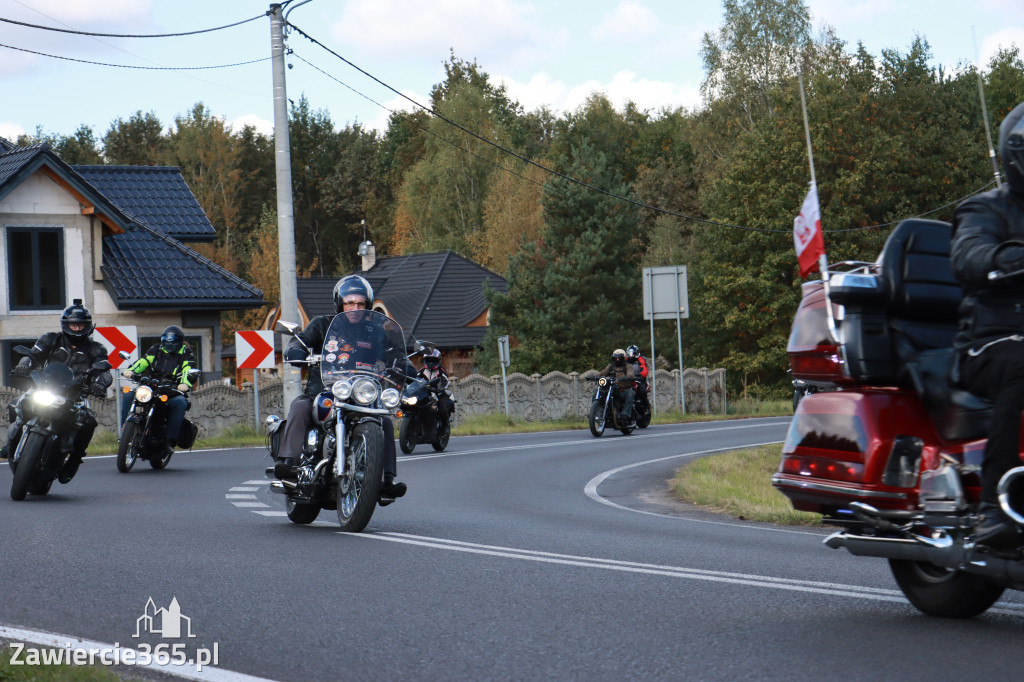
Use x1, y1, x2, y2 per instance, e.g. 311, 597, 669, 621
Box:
14, 0, 1024, 398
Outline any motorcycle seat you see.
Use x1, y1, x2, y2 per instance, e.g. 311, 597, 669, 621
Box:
904, 348, 992, 441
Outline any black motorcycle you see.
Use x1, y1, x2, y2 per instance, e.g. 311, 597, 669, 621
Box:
117, 358, 200, 473
265, 311, 406, 531
7, 345, 110, 500
397, 374, 452, 454
587, 375, 635, 437
633, 378, 652, 428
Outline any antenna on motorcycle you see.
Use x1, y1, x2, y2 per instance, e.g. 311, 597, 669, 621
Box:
973, 26, 1002, 188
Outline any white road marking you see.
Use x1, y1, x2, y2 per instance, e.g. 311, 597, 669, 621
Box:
349, 532, 1024, 615
0, 624, 277, 682
253, 511, 288, 517
243, 480, 270, 485
225, 494, 257, 500
229, 487, 259, 492
231, 502, 270, 508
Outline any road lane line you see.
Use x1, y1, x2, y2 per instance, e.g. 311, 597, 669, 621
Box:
346, 532, 1024, 615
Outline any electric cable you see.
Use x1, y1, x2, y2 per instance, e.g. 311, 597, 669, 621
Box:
0, 12, 266, 38
0, 42, 269, 70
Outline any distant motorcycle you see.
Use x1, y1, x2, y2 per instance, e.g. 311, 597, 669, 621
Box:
587, 376, 635, 437
7, 344, 110, 500
398, 373, 452, 454
117, 355, 200, 473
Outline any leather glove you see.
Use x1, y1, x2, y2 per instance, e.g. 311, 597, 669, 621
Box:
994, 243, 1024, 273
177, 383, 190, 392
89, 384, 107, 397
10, 364, 31, 377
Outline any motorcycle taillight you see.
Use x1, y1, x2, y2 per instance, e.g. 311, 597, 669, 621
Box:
788, 280, 852, 385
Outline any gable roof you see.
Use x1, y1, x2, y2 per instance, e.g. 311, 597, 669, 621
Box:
0, 144, 134, 234
73, 165, 216, 242
0, 137, 15, 153
102, 221, 264, 310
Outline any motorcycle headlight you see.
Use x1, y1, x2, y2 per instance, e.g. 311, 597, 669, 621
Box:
32, 390, 65, 407
382, 388, 401, 409
402, 395, 418, 405
352, 378, 379, 405
135, 385, 153, 403
598, 377, 608, 387
332, 380, 352, 400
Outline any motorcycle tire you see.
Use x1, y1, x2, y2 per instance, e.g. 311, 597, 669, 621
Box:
117, 421, 141, 473
619, 423, 635, 435
399, 416, 416, 455
889, 559, 1004, 618
636, 407, 651, 429
336, 422, 384, 533
589, 402, 606, 437
286, 497, 321, 524
432, 418, 450, 452
149, 448, 173, 470
10, 431, 46, 501
29, 478, 53, 496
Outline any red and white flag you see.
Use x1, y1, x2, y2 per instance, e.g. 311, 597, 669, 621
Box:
793, 182, 826, 278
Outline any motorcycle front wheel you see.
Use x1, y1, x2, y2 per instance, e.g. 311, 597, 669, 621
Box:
432, 416, 450, 452
889, 559, 1004, 618
589, 402, 606, 437
286, 497, 321, 524
398, 416, 416, 454
10, 431, 46, 501
636, 404, 651, 429
336, 422, 384, 532
149, 447, 173, 470
117, 421, 141, 473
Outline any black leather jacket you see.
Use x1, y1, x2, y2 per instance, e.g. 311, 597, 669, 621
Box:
18, 331, 113, 394
950, 185, 1024, 353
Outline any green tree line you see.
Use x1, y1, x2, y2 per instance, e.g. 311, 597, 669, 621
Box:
17, 0, 1024, 396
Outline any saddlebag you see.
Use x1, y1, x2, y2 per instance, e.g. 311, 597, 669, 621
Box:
176, 418, 198, 449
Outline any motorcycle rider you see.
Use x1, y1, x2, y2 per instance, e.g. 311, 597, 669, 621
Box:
626, 344, 650, 406
120, 325, 196, 455
1, 299, 112, 483
950, 100, 1024, 549
274, 275, 407, 501
598, 348, 635, 427
419, 348, 454, 422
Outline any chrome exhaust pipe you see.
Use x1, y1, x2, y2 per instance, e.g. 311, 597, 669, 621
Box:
997, 466, 1024, 527
269, 480, 294, 494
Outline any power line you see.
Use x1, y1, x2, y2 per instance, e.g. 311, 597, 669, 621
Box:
0, 12, 266, 38
0, 42, 269, 70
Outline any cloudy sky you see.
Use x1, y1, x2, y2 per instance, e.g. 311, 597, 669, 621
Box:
1, 0, 1023, 142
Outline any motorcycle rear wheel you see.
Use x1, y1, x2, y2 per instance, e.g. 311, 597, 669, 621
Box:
889, 559, 1004, 618
117, 421, 140, 473
286, 497, 321, 524
636, 406, 651, 429
399, 416, 416, 454
336, 422, 384, 532
10, 431, 46, 501
589, 402, 606, 437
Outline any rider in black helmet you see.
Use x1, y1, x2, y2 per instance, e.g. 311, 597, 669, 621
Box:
274, 274, 407, 501
2, 299, 112, 482
951, 101, 1024, 549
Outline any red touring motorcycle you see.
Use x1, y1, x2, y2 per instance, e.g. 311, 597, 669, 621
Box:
773, 218, 1024, 618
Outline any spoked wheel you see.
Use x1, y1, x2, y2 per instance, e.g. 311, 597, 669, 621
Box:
117, 421, 143, 473
150, 447, 173, 470
889, 559, 1005, 618
399, 416, 416, 454
432, 417, 450, 452
589, 402, 606, 437
10, 431, 45, 501
286, 497, 321, 524
336, 422, 384, 532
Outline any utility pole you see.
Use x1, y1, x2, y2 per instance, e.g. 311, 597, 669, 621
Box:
269, 3, 301, 408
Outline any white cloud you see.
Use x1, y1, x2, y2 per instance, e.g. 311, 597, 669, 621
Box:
502, 70, 699, 117
980, 26, 1024, 63
593, 1, 658, 42
0, 121, 26, 141
228, 114, 273, 137
360, 90, 429, 133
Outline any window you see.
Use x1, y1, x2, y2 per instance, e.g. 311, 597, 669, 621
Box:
6, 227, 65, 310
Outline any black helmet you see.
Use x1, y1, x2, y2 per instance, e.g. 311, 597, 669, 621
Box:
160, 325, 185, 353
1000, 101, 1024, 195
626, 344, 640, 360
424, 348, 441, 370
612, 348, 626, 365
60, 299, 94, 342
333, 275, 374, 313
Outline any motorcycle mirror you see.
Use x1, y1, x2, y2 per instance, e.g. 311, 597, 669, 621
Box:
93, 360, 112, 371
119, 350, 131, 360
276, 320, 300, 336
13, 345, 33, 356
187, 368, 202, 383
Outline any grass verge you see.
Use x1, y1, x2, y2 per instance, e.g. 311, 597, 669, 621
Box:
671, 443, 822, 526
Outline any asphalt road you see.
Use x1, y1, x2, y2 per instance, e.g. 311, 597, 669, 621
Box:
2, 417, 1023, 681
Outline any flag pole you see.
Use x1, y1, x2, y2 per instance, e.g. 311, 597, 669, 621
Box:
798, 69, 839, 342
973, 26, 1002, 188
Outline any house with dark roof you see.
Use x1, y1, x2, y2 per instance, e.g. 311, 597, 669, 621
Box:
251, 245, 507, 378
0, 139, 264, 384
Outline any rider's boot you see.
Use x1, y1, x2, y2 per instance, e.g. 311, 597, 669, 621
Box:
974, 502, 1021, 549
274, 457, 300, 480
58, 450, 85, 484
379, 473, 407, 505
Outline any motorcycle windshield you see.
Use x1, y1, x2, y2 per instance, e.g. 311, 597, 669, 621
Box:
34, 363, 76, 391
320, 310, 407, 386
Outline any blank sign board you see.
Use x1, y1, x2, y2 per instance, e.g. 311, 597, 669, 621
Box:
642, 266, 689, 320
